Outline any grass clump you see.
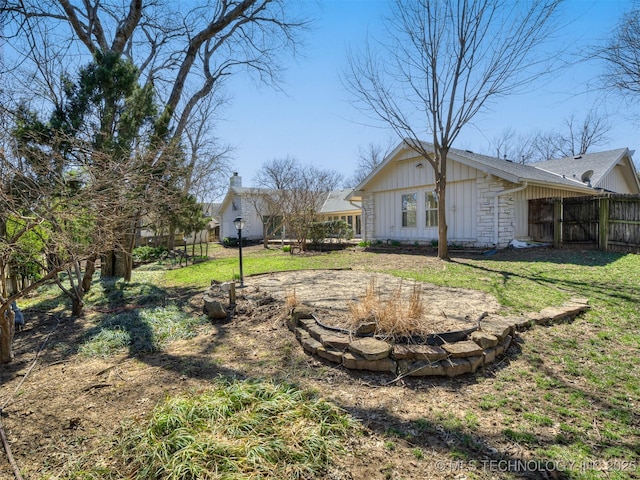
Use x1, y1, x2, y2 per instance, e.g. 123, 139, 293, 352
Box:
116, 378, 358, 479
79, 305, 208, 357
349, 277, 425, 337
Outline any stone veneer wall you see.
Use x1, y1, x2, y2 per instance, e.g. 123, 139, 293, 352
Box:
361, 192, 376, 242
475, 175, 517, 248
287, 299, 589, 377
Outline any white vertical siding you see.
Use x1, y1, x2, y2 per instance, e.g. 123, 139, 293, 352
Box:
370, 163, 478, 243
598, 163, 636, 193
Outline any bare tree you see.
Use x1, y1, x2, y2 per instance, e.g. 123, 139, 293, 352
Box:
530, 111, 610, 161
598, 4, 640, 97
490, 127, 537, 164
344, 140, 395, 187
345, 0, 561, 259
555, 110, 610, 157
244, 188, 283, 248
254, 157, 342, 253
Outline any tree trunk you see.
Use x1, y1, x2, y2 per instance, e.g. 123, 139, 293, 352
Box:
0, 305, 15, 364
71, 297, 84, 317
436, 147, 450, 261
263, 222, 269, 248
82, 256, 97, 293
101, 249, 132, 280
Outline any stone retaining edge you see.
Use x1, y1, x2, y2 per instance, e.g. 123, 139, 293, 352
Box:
287, 298, 589, 377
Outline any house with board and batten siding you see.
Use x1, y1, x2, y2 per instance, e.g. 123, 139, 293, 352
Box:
347, 140, 640, 249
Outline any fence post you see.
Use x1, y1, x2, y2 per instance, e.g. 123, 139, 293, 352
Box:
599, 196, 609, 251
553, 199, 562, 248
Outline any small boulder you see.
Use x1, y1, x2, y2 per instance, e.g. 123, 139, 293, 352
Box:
203, 296, 228, 320
355, 321, 377, 335
470, 331, 499, 349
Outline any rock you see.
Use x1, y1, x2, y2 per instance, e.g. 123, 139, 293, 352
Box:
441, 357, 472, 377
203, 296, 228, 320
348, 337, 392, 360
495, 334, 512, 356
567, 297, 589, 306
537, 306, 570, 324
355, 322, 377, 335
470, 331, 499, 349
405, 360, 446, 376
295, 327, 309, 341
343, 352, 396, 373
392, 344, 448, 361
514, 314, 537, 331
307, 324, 333, 342
481, 319, 514, 341
442, 340, 483, 358
302, 336, 323, 355
299, 318, 316, 329
292, 306, 314, 321
483, 348, 496, 365
467, 355, 483, 373
316, 345, 343, 363
320, 333, 351, 350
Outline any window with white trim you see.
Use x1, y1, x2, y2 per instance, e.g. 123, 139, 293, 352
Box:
402, 193, 417, 227
425, 191, 438, 227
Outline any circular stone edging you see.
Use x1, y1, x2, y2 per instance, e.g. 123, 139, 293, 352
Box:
287, 299, 589, 377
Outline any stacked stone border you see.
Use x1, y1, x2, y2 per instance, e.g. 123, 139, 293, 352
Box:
286, 299, 589, 377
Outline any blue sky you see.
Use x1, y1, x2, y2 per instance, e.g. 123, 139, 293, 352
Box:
216, 0, 637, 189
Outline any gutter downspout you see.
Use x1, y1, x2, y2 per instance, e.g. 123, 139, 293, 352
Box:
491, 182, 528, 246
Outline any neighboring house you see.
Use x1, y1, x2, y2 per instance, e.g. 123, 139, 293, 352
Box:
318, 189, 363, 237
183, 202, 221, 244
217, 174, 363, 242
218, 173, 269, 242
347, 141, 640, 248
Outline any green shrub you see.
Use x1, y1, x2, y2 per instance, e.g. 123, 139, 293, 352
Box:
308, 220, 354, 246
132, 246, 169, 263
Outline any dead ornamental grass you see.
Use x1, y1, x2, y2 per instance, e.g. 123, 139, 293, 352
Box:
349, 277, 426, 338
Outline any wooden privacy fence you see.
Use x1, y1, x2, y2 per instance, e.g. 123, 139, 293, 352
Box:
528, 194, 640, 253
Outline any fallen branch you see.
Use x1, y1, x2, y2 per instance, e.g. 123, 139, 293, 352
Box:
0, 415, 22, 480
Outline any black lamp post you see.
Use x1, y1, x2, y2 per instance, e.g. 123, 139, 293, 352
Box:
233, 216, 245, 287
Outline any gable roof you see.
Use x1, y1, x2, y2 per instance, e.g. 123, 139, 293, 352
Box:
320, 189, 360, 214
532, 148, 640, 191
219, 184, 359, 216
351, 140, 635, 196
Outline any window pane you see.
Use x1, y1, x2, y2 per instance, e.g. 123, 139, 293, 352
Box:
425, 192, 439, 227
402, 193, 417, 211
402, 193, 417, 227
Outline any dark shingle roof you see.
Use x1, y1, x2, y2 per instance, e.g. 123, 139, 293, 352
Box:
445, 145, 595, 190
532, 149, 628, 188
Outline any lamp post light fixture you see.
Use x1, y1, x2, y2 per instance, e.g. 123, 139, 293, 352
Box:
233, 216, 245, 287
